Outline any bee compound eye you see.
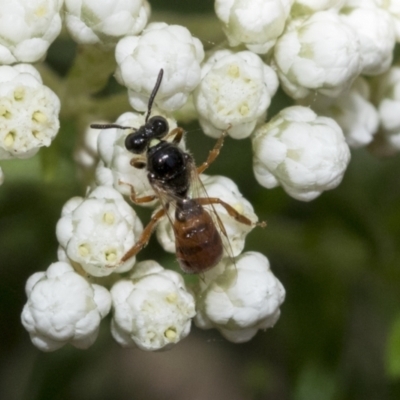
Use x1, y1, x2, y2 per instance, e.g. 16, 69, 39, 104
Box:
148, 116, 169, 138
125, 132, 147, 154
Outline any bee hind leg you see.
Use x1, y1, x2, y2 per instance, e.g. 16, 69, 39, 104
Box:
197, 197, 254, 226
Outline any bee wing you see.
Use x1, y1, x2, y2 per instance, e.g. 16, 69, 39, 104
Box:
188, 165, 239, 287
189, 166, 234, 256
149, 179, 177, 224
150, 178, 182, 255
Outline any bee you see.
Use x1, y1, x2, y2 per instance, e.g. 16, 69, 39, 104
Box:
91, 69, 259, 274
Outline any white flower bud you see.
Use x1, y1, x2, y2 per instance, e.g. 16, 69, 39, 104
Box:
64, 0, 150, 46
115, 23, 204, 112
302, 77, 379, 148
0, 0, 62, 64
193, 50, 278, 139
0, 166, 3, 186
111, 260, 196, 351
291, 0, 345, 14
376, 0, 400, 42
21, 261, 111, 352
95, 111, 182, 205
273, 10, 361, 99
340, 0, 395, 76
372, 66, 400, 152
195, 252, 285, 343
0, 64, 60, 160
252, 106, 351, 201
74, 122, 104, 169
56, 186, 143, 277
157, 174, 258, 258
215, 0, 293, 54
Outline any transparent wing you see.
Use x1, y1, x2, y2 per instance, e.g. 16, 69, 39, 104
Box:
187, 164, 239, 287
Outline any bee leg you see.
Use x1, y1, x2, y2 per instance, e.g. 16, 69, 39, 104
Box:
121, 208, 166, 262
118, 179, 157, 204
197, 197, 255, 226
165, 127, 185, 144
130, 158, 146, 169
197, 127, 230, 174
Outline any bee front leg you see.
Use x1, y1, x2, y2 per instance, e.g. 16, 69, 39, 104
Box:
197, 127, 230, 174
165, 127, 185, 144
118, 179, 157, 204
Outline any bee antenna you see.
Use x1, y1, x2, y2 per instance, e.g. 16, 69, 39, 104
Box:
90, 123, 136, 131
145, 69, 164, 123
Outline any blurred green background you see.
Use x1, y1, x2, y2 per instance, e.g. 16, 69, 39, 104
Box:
1, 2, 400, 399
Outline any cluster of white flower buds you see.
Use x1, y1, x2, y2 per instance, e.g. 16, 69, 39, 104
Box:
0, 64, 60, 160
7, 0, 399, 352
64, 0, 150, 47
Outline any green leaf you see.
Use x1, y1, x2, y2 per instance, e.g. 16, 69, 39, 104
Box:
39, 144, 59, 182
294, 362, 336, 400
66, 45, 115, 97
386, 314, 400, 378
243, 361, 272, 398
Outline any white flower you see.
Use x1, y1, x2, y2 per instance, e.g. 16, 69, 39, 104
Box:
372, 66, 400, 152
111, 260, 196, 351
21, 261, 111, 352
95, 111, 182, 206
291, 0, 345, 14
0, 64, 60, 160
376, 0, 400, 42
74, 122, 103, 170
193, 50, 278, 139
301, 77, 379, 148
195, 252, 285, 343
214, 0, 293, 54
115, 22, 204, 112
56, 185, 143, 277
273, 10, 361, 99
157, 174, 259, 258
0, 0, 62, 64
64, 0, 150, 46
252, 106, 351, 201
340, 0, 395, 76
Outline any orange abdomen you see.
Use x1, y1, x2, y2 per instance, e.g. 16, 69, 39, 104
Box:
174, 209, 223, 274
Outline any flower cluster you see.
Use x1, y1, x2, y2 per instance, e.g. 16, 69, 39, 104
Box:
0, 64, 60, 160
64, 0, 150, 47
370, 66, 400, 155
252, 106, 351, 201
193, 50, 279, 139
0, 0, 63, 64
56, 185, 143, 277
214, 0, 293, 54
115, 22, 205, 112
12, 0, 400, 352
195, 252, 285, 343
21, 262, 111, 352
111, 260, 196, 350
